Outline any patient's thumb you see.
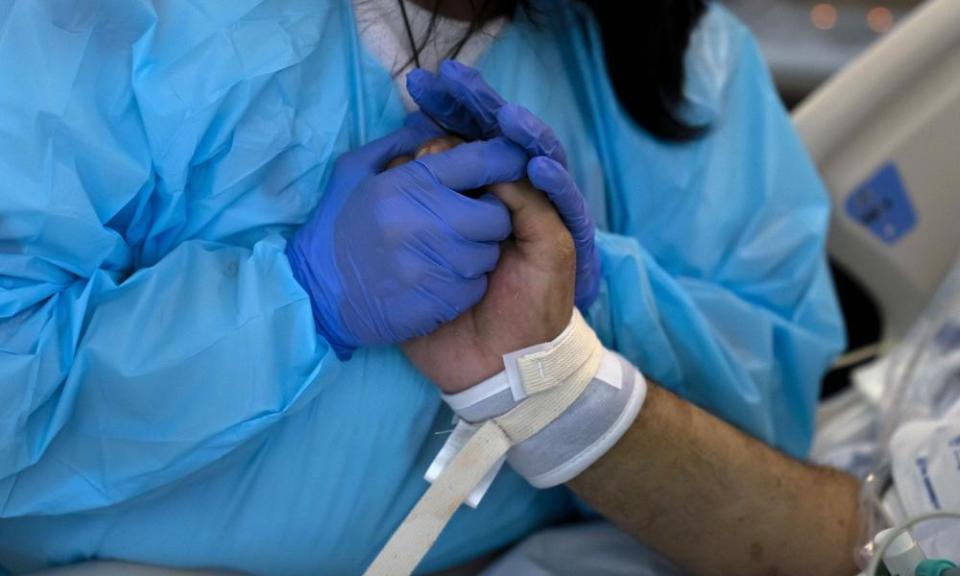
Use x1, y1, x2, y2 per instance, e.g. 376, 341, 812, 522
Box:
488, 178, 562, 242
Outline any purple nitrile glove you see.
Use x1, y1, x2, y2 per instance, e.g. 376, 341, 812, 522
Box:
287, 113, 528, 359
408, 61, 600, 310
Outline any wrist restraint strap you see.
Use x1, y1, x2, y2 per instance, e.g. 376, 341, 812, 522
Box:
363, 309, 602, 576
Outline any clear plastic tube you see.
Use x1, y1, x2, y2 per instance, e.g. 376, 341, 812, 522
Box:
858, 460, 897, 568
864, 513, 960, 576
880, 255, 960, 440
856, 253, 960, 569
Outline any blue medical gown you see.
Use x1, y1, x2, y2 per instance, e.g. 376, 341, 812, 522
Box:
0, 0, 844, 573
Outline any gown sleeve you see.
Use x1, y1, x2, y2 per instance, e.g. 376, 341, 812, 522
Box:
587, 7, 846, 457
0, 0, 340, 516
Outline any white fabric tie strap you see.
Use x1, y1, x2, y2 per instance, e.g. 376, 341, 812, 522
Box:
364, 309, 604, 576
502, 309, 602, 399
363, 421, 511, 576
497, 337, 601, 442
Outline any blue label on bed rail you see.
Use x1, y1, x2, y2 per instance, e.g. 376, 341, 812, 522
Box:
845, 162, 917, 244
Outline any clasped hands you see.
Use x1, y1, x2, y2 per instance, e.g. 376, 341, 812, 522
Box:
287, 61, 599, 392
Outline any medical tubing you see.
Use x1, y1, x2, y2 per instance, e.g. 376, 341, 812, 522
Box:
865, 511, 960, 576
858, 460, 898, 568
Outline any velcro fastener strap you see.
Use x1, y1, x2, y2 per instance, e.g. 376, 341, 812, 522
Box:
504, 309, 601, 399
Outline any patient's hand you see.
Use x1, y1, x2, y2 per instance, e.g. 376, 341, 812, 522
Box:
395, 137, 576, 393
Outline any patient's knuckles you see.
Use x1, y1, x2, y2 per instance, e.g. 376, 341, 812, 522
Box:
488, 180, 550, 213
415, 136, 464, 158
385, 155, 413, 169
382, 135, 461, 171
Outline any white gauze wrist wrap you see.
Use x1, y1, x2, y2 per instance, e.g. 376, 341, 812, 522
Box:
445, 345, 645, 488
441, 311, 646, 489
364, 309, 647, 576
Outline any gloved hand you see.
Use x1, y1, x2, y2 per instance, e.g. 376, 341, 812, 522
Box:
286, 113, 528, 359
399, 137, 644, 496
407, 61, 600, 310
401, 146, 577, 393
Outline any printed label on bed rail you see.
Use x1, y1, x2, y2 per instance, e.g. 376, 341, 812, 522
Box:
846, 162, 917, 245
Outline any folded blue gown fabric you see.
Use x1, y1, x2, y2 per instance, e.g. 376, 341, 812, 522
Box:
0, 1, 843, 573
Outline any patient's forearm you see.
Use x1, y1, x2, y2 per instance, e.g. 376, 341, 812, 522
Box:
569, 382, 862, 576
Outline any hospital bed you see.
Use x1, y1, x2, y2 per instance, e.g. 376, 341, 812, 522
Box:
794, 0, 960, 344
799, 0, 960, 457
25, 0, 960, 574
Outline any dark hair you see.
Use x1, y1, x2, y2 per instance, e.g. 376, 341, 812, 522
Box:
397, 0, 708, 141
582, 0, 708, 141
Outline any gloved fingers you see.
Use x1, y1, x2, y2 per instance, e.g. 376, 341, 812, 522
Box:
391, 272, 488, 337
497, 104, 568, 167
428, 236, 501, 279
409, 187, 511, 243
420, 271, 488, 320
407, 68, 485, 140
414, 137, 527, 192
573, 242, 601, 310
337, 112, 444, 174
395, 198, 502, 278
528, 156, 600, 309
527, 156, 591, 241
407, 61, 506, 139
403, 110, 447, 139
434, 60, 505, 138
409, 63, 569, 166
